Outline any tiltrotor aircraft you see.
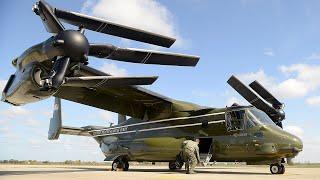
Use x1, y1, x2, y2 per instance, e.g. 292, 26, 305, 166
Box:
2, 0, 302, 174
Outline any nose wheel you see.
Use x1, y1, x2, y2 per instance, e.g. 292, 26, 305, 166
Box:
270, 163, 285, 174
111, 157, 129, 171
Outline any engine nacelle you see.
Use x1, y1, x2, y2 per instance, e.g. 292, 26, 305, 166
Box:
2, 62, 55, 105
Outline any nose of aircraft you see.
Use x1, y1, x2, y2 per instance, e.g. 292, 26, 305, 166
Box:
291, 135, 303, 153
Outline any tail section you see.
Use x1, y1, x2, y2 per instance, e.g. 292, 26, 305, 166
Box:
48, 97, 62, 140
48, 97, 91, 140
118, 114, 126, 125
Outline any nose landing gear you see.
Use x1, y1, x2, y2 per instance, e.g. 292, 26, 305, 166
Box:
111, 157, 129, 171
270, 163, 285, 174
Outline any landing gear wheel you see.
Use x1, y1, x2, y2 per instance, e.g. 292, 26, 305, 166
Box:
176, 162, 184, 169
169, 161, 177, 170
112, 159, 122, 171
112, 158, 129, 171
270, 164, 285, 174
279, 164, 285, 174
123, 161, 129, 171
168, 161, 184, 170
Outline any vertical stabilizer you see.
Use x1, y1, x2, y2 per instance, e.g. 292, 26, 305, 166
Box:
48, 97, 62, 140
118, 114, 126, 125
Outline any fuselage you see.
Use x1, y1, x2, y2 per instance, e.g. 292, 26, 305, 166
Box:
90, 107, 302, 164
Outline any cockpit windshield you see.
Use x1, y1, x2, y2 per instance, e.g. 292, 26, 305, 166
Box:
225, 108, 277, 131
246, 108, 276, 126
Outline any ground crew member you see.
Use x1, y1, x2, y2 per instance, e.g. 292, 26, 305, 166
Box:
181, 138, 200, 174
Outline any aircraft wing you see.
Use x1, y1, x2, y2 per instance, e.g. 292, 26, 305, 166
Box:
54, 65, 174, 120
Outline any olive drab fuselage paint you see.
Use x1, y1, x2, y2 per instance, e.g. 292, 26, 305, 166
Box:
95, 106, 302, 164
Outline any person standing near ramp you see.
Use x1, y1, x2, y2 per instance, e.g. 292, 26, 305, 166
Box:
182, 138, 200, 174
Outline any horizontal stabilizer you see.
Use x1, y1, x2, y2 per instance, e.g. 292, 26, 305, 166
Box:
63, 76, 158, 88
60, 126, 91, 136
89, 44, 200, 66
54, 8, 175, 47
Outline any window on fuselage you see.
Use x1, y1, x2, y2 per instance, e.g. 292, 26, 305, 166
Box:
225, 110, 245, 131
247, 108, 276, 126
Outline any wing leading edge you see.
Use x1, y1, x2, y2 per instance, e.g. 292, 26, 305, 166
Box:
54, 65, 175, 120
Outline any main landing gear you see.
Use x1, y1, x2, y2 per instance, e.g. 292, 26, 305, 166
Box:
169, 153, 184, 170
169, 161, 184, 170
111, 157, 129, 171
270, 163, 285, 174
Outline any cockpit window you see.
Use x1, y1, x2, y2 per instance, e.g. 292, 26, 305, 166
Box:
225, 110, 245, 131
247, 109, 275, 126
225, 108, 276, 131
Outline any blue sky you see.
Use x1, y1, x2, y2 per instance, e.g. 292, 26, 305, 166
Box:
1, 0, 320, 162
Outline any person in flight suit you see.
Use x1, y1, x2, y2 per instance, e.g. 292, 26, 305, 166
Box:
181, 138, 200, 174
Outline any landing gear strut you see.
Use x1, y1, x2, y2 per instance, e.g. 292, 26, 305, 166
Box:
111, 157, 129, 171
169, 161, 184, 170
169, 153, 184, 170
270, 163, 285, 174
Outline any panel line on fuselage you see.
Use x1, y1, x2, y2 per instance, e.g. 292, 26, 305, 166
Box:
89, 112, 226, 133
91, 119, 226, 137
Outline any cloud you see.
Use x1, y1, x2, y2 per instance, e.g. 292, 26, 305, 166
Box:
238, 69, 274, 87
0, 124, 19, 143
236, 64, 320, 99
25, 136, 104, 160
81, 0, 184, 47
306, 96, 320, 106
99, 62, 128, 76
284, 125, 304, 138
99, 110, 118, 125
24, 119, 40, 127
0, 80, 7, 92
1, 106, 31, 118
306, 52, 320, 60
278, 64, 320, 98
263, 48, 275, 56
0, 126, 10, 134
296, 136, 320, 163
226, 96, 246, 106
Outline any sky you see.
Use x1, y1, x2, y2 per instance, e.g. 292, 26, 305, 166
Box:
0, 0, 320, 162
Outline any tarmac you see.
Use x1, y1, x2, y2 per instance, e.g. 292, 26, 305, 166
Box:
0, 164, 319, 180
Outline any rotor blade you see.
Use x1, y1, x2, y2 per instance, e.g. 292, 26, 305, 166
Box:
227, 75, 278, 115
63, 76, 158, 88
54, 8, 175, 47
89, 44, 199, 66
249, 80, 283, 109
33, 0, 64, 33
276, 121, 283, 128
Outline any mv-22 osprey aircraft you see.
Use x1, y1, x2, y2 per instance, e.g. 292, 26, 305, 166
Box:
2, 0, 302, 174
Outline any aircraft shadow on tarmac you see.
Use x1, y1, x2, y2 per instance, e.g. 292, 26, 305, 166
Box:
0, 167, 270, 176
129, 168, 270, 175
0, 168, 106, 176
